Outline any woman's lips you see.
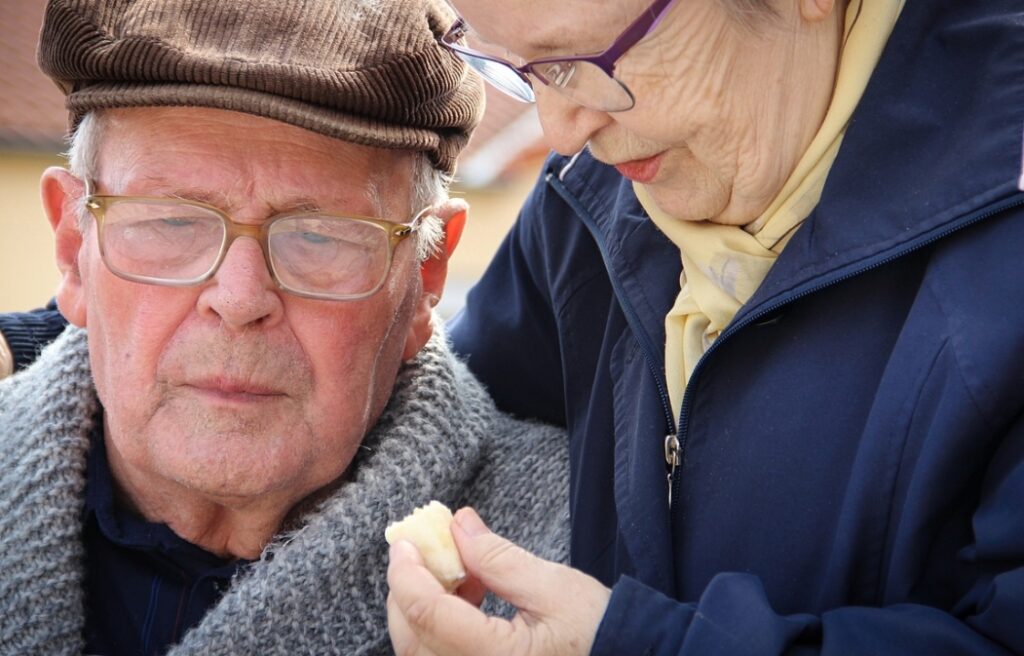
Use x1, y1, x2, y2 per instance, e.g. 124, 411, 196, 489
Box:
614, 152, 665, 183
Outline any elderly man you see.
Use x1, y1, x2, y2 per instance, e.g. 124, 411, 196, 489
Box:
0, 1, 568, 655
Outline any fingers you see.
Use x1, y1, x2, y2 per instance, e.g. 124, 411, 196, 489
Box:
387, 510, 611, 656
450, 507, 612, 653
387, 539, 522, 656
387, 590, 429, 656
455, 573, 487, 608
387, 541, 434, 656
450, 507, 565, 614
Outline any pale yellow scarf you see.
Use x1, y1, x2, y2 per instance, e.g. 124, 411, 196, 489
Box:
636, 0, 904, 419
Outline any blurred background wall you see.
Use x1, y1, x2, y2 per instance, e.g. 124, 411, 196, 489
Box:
0, 1, 548, 318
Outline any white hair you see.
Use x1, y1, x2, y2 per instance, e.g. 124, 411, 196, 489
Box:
66, 110, 450, 261
67, 112, 104, 184
408, 154, 450, 261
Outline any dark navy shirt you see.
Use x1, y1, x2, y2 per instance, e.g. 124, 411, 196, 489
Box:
83, 417, 250, 656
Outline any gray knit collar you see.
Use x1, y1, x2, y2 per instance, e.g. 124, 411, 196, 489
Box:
0, 325, 497, 655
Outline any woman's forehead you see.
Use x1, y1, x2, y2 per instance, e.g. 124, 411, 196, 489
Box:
456, 0, 645, 58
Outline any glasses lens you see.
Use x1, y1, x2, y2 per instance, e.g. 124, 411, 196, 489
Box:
529, 59, 635, 112
100, 200, 225, 282
442, 19, 535, 103
268, 216, 390, 299
456, 50, 535, 103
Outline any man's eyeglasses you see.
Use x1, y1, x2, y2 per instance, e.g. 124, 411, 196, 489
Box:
84, 181, 425, 301
440, 0, 678, 112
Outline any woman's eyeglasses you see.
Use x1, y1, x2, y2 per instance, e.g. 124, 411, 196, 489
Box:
439, 0, 679, 112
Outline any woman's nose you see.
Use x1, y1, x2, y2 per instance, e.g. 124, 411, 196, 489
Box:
533, 84, 614, 156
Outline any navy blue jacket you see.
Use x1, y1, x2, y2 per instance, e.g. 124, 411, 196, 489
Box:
450, 1, 1024, 653
0, 299, 67, 373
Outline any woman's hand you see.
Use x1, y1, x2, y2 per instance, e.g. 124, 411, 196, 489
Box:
386, 507, 611, 656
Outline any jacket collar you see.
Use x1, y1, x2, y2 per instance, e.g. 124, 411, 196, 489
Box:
549, 0, 1024, 348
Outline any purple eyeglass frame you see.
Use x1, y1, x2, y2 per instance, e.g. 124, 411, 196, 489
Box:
441, 0, 679, 109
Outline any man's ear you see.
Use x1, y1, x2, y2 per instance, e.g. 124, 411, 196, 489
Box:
41, 167, 88, 327
401, 198, 469, 360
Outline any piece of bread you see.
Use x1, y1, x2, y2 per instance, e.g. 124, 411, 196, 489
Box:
385, 500, 466, 592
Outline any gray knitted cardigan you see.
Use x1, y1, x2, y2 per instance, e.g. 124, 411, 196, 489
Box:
0, 327, 569, 655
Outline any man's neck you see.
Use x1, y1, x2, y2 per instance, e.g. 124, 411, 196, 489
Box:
104, 433, 306, 560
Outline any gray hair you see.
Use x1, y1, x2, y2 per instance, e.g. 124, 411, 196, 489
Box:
67, 110, 449, 262
407, 156, 449, 261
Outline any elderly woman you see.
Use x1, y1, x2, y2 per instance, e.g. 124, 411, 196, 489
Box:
386, 0, 1024, 654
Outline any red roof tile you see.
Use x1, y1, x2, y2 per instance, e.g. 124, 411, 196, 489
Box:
0, 1, 67, 150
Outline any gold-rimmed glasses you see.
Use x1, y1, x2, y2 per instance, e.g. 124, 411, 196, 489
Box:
83, 181, 426, 301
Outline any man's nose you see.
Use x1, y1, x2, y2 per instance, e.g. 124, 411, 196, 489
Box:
197, 237, 284, 330
533, 85, 614, 156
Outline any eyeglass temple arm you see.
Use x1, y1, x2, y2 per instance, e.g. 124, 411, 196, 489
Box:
585, 0, 679, 74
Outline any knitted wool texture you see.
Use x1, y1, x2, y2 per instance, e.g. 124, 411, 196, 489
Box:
0, 327, 569, 655
37, 0, 484, 175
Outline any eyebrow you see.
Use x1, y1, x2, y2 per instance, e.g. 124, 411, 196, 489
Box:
134, 178, 327, 215
523, 38, 572, 58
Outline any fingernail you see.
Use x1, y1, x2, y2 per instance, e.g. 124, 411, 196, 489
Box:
454, 507, 489, 537
390, 539, 420, 561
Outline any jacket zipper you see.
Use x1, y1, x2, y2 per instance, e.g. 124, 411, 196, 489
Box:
548, 172, 684, 506
664, 433, 681, 506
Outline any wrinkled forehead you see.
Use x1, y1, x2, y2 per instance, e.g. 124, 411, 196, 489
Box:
451, 0, 648, 58
94, 107, 415, 217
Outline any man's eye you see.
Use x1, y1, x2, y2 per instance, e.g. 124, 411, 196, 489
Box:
159, 217, 197, 228
299, 231, 333, 245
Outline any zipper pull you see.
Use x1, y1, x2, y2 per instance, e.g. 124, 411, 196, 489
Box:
664, 433, 680, 507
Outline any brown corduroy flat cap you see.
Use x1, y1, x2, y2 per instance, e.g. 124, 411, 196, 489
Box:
37, 0, 484, 175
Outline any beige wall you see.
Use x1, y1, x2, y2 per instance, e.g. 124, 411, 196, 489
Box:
449, 174, 536, 277
0, 150, 63, 313
0, 149, 539, 317
435, 170, 541, 317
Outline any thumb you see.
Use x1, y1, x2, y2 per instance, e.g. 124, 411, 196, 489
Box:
451, 507, 562, 614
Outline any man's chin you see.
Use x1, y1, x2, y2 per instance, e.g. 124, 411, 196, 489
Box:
162, 446, 304, 503
146, 421, 305, 492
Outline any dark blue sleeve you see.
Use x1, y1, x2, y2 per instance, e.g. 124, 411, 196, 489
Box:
448, 169, 567, 427
0, 299, 69, 372
592, 417, 1024, 655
